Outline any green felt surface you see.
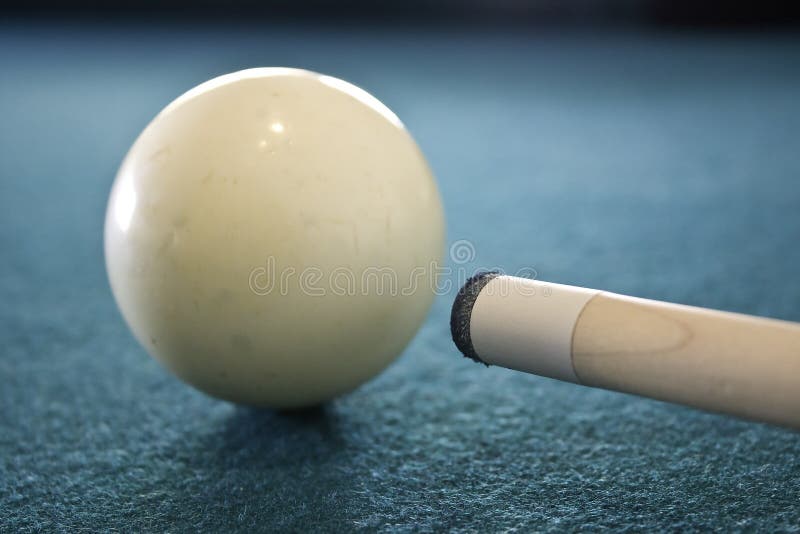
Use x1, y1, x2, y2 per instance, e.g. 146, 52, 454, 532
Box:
2, 22, 800, 532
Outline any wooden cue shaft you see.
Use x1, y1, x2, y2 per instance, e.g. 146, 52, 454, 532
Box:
573, 292, 800, 429
454, 274, 800, 429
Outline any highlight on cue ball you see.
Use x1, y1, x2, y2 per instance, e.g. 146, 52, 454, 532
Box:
104, 68, 445, 408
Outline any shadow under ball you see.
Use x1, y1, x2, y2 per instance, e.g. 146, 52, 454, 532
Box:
105, 68, 445, 408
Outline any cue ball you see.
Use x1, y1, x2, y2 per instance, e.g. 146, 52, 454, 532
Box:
105, 68, 444, 408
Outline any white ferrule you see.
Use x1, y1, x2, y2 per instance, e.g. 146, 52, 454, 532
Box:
469, 276, 599, 383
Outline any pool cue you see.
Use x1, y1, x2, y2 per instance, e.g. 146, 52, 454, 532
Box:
451, 272, 800, 429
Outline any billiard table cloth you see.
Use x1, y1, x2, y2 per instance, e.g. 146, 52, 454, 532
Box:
2, 21, 799, 532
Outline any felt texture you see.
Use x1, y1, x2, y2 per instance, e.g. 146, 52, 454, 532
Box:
2, 22, 800, 532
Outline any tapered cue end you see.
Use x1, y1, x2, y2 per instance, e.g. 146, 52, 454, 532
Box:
450, 271, 500, 365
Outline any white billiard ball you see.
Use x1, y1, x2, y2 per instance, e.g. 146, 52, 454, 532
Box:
105, 68, 444, 408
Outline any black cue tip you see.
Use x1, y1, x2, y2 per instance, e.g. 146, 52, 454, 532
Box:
450, 270, 500, 366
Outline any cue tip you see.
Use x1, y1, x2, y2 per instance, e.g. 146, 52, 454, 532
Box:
450, 271, 500, 366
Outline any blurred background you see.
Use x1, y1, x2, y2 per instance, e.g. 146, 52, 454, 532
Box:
4, 0, 800, 26
2, 1, 800, 532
